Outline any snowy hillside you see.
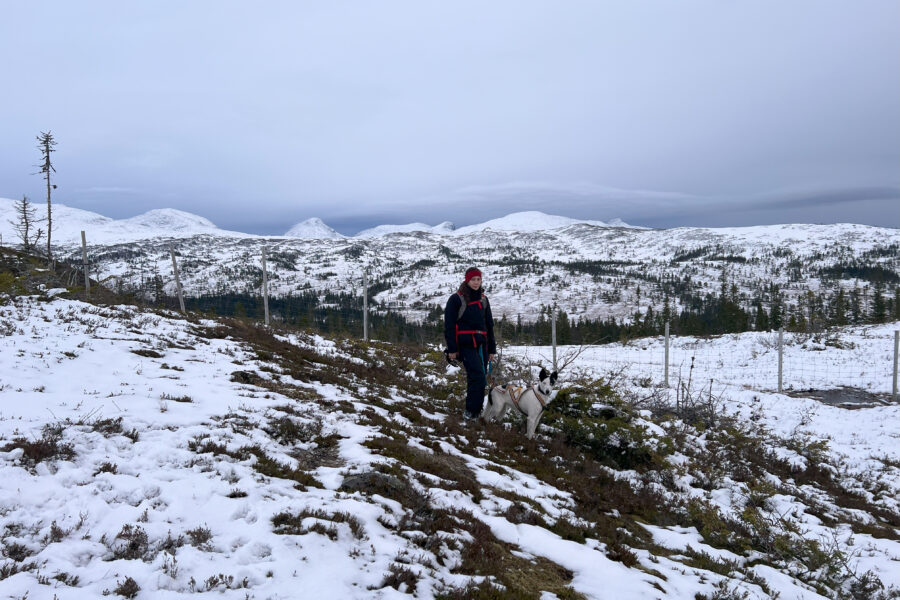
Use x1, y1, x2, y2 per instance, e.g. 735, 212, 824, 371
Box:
54, 220, 900, 328
0, 197, 112, 242
1, 290, 898, 599
2, 199, 897, 328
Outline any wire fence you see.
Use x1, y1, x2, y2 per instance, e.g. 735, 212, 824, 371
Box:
65, 231, 900, 400
507, 326, 899, 400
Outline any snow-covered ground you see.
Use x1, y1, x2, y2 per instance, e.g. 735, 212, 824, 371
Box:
507, 323, 900, 518
1, 294, 898, 599
510, 323, 900, 395
506, 329, 900, 596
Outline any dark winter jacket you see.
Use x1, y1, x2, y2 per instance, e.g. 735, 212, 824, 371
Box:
444, 288, 496, 354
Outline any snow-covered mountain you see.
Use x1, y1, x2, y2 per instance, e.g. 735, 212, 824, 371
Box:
432, 220, 456, 234
0, 200, 633, 245
356, 221, 456, 237
607, 217, 644, 229
119, 208, 219, 232
284, 217, 345, 239
0, 197, 111, 241
3, 198, 897, 327
451, 211, 610, 235
0, 198, 251, 244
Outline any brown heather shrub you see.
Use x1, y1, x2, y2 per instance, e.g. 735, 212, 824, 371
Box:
271, 508, 366, 540
112, 576, 140, 598
1, 423, 75, 467
379, 563, 419, 593
110, 524, 150, 561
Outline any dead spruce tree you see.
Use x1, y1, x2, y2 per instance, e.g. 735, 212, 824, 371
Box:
8, 195, 44, 254
35, 130, 57, 264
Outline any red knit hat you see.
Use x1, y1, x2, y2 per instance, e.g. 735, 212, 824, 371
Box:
464, 267, 482, 282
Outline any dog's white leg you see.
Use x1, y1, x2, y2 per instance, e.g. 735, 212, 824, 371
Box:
525, 412, 542, 439
484, 390, 500, 423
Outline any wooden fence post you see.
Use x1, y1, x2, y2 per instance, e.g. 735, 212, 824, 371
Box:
363, 271, 368, 342
778, 328, 784, 393
664, 321, 670, 388
170, 247, 186, 314
80, 231, 90, 298
262, 244, 269, 326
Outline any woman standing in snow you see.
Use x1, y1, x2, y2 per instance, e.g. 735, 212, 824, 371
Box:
444, 267, 496, 420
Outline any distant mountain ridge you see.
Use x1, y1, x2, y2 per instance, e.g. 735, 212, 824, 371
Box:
0, 199, 641, 242
355, 221, 456, 238
0, 198, 251, 244
451, 211, 609, 235
3, 197, 897, 330
298, 211, 640, 238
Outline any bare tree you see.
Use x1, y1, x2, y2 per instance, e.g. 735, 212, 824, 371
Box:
35, 131, 57, 263
493, 340, 598, 387
554, 343, 595, 373
8, 195, 44, 254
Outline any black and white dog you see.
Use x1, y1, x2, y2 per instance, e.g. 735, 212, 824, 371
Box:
483, 367, 559, 439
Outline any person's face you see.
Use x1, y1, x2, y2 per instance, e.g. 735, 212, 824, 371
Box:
467, 276, 482, 290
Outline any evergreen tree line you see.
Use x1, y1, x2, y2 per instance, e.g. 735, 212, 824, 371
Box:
482, 281, 900, 345
162, 291, 431, 344
139, 277, 900, 349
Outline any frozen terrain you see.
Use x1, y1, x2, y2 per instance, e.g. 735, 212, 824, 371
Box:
0, 290, 898, 599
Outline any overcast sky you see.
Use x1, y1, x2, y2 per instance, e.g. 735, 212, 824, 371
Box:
1, 1, 898, 234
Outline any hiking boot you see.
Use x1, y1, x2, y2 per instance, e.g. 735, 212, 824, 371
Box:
462, 411, 480, 421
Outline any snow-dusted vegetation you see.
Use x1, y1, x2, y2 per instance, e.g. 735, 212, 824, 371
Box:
1, 281, 898, 599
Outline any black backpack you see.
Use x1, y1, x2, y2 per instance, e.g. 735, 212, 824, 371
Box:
455, 291, 488, 321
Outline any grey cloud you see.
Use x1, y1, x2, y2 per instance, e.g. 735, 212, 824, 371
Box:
326, 182, 899, 233
0, 1, 897, 233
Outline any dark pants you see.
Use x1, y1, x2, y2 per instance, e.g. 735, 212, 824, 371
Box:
459, 345, 489, 415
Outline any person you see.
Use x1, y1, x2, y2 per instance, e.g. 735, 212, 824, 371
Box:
444, 267, 496, 420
